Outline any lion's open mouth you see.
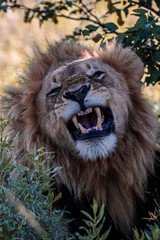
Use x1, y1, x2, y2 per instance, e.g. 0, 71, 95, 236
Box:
67, 107, 114, 140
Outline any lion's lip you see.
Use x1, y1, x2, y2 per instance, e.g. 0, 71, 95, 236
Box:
67, 107, 114, 140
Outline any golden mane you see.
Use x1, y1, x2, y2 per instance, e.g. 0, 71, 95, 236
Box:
6, 41, 157, 236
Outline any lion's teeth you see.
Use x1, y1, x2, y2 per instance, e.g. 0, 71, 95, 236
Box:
97, 118, 103, 130
101, 114, 104, 123
86, 108, 92, 114
72, 115, 79, 129
78, 123, 87, 134
94, 107, 102, 130
94, 107, 101, 118
88, 108, 92, 113
77, 111, 83, 116
77, 108, 92, 116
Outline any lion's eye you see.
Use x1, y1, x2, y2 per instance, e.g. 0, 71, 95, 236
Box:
47, 87, 61, 97
92, 71, 105, 80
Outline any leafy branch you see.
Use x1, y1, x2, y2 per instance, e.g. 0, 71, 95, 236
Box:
129, 0, 160, 16
0, 0, 159, 85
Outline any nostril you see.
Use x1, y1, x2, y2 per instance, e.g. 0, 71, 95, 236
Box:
80, 85, 89, 94
64, 84, 90, 105
64, 91, 75, 100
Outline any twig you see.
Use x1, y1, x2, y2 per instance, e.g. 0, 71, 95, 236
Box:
80, 0, 101, 24
56, 14, 99, 24
129, 0, 160, 16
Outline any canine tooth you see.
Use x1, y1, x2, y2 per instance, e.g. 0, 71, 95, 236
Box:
97, 117, 102, 130
72, 115, 79, 129
94, 107, 101, 118
78, 123, 87, 134
101, 115, 104, 123
94, 107, 102, 130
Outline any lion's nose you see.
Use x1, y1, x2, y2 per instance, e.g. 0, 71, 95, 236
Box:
64, 84, 90, 110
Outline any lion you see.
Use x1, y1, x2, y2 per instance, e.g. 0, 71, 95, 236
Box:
5, 41, 158, 239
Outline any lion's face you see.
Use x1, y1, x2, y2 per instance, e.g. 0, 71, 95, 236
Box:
38, 58, 130, 161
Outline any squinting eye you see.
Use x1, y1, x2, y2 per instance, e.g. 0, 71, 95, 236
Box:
47, 87, 61, 97
93, 71, 105, 80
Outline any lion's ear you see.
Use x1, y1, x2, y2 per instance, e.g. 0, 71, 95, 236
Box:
51, 66, 66, 83
81, 62, 95, 76
99, 42, 144, 82
81, 62, 105, 80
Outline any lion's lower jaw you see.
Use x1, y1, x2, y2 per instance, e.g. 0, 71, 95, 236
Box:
75, 134, 117, 161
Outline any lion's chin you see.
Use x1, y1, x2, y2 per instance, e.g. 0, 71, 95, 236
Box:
75, 134, 117, 161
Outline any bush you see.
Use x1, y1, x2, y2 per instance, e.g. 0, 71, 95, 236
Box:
0, 117, 73, 240
0, 117, 111, 239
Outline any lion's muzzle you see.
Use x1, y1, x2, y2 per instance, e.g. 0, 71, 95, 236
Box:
64, 84, 90, 111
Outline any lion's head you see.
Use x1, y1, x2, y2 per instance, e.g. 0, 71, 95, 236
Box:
40, 54, 120, 161
6, 41, 157, 235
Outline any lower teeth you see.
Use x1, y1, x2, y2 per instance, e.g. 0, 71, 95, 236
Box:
86, 126, 102, 133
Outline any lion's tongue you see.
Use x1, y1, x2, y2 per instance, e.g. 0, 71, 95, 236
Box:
78, 112, 97, 129
78, 116, 91, 129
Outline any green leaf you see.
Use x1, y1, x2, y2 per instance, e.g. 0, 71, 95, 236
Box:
82, 29, 90, 36
24, 9, 31, 22
123, 6, 129, 17
85, 24, 99, 31
81, 210, 94, 221
104, 22, 118, 31
152, 71, 160, 84
92, 33, 102, 42
52, 192, 62, 204
133, 9, 148, 15
96, 204, 105, 224
99, 226, 112, 240
133, 228, 140, 240
93, 198, 98, 218
66, 1, 72, 7
116, 9, 121, 18
135, 15, 147, 28
126, 26, 139, 33
0, 5, 8, 12
156, 51, 160, 62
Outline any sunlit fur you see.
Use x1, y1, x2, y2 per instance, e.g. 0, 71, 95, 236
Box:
5, 40, 157, 235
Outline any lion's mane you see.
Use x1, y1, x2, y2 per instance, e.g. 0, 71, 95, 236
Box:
6, 41, 157, 237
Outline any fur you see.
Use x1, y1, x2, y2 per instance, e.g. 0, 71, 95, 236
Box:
76, 134, 117, 161
5, 41, 157, 238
